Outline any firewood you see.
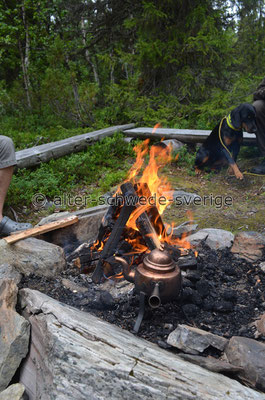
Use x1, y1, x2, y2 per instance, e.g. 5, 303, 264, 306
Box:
3, 215, 79, 244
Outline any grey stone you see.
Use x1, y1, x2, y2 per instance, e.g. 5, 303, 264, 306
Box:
162, 139, 184, 152
164, 190, 202, 206
18, 289, 263, 400
254, 313, 265, 337
187, 228, 234, 250
168, 223, 198, 239
0, 383, 25, 400
0, 263, 21, 284
0, 237, 65, 277
61, 278, 88, 294
39, 206, 108, 252
0, 280, 30, 392
231, 232, 265, 262
186, 230, 209, 247
260, 262, 265, 273
202, 228, 234, 250
225, 336, 265, 391
167, 324, 228, 355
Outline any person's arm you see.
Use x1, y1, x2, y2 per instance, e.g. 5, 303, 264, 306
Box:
253, 77, 265, 101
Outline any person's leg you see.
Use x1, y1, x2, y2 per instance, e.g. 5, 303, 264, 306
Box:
0, 166, 13, 220
0, 136, 32, 236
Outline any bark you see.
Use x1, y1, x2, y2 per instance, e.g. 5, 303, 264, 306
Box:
19, 3, 32, 109
80, 17, 100, 86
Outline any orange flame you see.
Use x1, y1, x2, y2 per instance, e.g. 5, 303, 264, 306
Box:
94, 123, 193, 257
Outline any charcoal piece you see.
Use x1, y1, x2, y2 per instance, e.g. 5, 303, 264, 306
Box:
186, 271, 201, 282
196, 279, 213, 298
182, 278, 194, 288
191, 292, 203, 306
100, 291, 115, 308
202, 300, 214, 311
182, 287, 193, 301
182, 304, 200, 318
178, 255, 197, 269
214, 301, 234, 312
221, 289, 237, 301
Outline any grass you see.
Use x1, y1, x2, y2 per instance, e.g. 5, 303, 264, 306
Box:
4, 137, 265, 234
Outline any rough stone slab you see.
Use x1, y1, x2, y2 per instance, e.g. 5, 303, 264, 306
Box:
187, 229, 234, 250
167, 324, 228, 355
255, 313, 265, 336
39, 206, 108, 255
202, 228, 234, 250
162, 139, 184, 151
0, 280, 30, 392
231, 232, 265, 262
169, 224, 198, 239
18, 289, 264, 400
123, 127, 256, 146
0, 383, 25, 400
186, 230, 209, 247
0, 263, 22, 284
0, 237, 65, 277
16, 124, 135, 169
164, 190, 202, 206
225, 336, 265, 391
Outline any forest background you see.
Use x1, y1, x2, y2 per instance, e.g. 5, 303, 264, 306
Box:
0, 0, 265, 217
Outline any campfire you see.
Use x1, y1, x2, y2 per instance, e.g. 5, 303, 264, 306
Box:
71, 134, 197, 330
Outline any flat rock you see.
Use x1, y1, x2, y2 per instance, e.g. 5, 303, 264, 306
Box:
178, 354, 243, 374
0, 263, 21, 284
0, 280, 30, 392
225, 336, 265, 391
231, 232, 265, 262
165, 190, 202, 206
167, 324, 228, 355
0, 237, 65, 277
0, 383, 25, 400
162, 139, 184, 151
39, 206, 108, 255
187, 228, 234, 250
255, 313, 265, 336
186, 230, 209, 246
18, 289, 263, 400
168, 223, 198, 239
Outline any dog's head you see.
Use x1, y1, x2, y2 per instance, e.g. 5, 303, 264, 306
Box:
230, 103, 257, 133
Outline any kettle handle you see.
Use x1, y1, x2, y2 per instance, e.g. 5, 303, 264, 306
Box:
114, 256, 135, 283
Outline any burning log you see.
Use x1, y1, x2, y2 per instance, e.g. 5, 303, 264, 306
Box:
92, 183, 138, 283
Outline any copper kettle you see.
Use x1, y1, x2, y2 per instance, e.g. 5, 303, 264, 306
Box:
115, 246, 181, 308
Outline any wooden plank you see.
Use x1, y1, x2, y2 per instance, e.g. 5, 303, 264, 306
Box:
19, 289, 265, 400
15, 124, 135, 169
3, 215, 78, 244
123, 127, 257, 146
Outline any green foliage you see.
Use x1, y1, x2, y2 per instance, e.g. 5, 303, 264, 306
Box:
6, 133, 134, 208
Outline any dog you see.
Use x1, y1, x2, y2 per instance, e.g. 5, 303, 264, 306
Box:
194, 103, 257, 180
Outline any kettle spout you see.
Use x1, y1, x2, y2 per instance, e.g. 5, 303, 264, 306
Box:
114, 256, 135, 283
148, 282, 161, 309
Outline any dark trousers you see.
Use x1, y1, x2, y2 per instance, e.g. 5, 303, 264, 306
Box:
253, 100, 265, 156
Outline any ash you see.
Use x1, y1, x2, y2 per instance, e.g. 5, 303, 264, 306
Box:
19, 244, 265, 347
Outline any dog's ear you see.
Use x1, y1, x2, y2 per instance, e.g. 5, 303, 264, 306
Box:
230, 105, 242, 129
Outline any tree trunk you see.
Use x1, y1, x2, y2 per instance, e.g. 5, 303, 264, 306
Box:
80, 17, 100, 86
19, 3, 32, 109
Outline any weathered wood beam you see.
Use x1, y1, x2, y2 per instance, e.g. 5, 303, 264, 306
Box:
123, 127, 257, 146
19, 289, 265, 400
15, 124, 135, 169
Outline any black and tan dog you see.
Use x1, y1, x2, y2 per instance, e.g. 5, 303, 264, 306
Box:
194, 103, 257, 180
